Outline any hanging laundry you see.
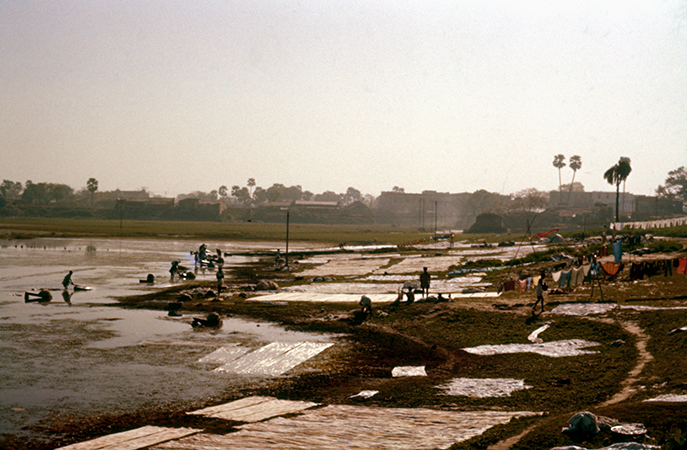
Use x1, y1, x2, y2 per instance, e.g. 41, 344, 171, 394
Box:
501, 280, 516, 293
612, 238, 623, 263
570, 267, 585, 287
677, 258, 687, 275
558, 270, 572, 289
601, 262, 623, 280
630, 262, 644, 280
516, 279, 528, 293
531, 275, 541, 289
551, 271, 561, 283
589, 262, 600, 277
664, 259, 673, 277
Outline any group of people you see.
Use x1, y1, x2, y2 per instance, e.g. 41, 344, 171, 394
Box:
25, 270, 77, 303
360, 266, 446, 319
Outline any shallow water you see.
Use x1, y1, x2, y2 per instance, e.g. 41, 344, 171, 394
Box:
0, 238, 334, 443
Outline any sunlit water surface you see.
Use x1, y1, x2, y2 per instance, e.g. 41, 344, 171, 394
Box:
0, 238, 334, 443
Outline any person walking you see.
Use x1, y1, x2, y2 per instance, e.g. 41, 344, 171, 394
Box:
533, 272, 548, 315
420, 267, 431, 299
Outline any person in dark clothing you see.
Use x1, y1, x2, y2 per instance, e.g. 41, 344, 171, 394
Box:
192, 312, 222, 328
420, 267, 431, 298
359, 295, 372, 319
533, 272, 548, 315
62, 271, 74, 289
216, 268, 224, 294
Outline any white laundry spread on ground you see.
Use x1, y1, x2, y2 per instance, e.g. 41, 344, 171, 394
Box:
527, 323, 550, 343
392, 366, 427, 377
643, 394, 687, 402
199, 342, 334, 376
436, 378, 532, 397
463, 339, 601, 357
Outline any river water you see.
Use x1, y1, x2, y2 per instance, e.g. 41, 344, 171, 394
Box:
0, 237, 335, 445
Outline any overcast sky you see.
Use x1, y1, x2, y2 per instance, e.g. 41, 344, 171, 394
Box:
1, 0, 686, 198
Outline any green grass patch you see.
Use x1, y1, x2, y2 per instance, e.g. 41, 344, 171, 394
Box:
0, 218, 430, 245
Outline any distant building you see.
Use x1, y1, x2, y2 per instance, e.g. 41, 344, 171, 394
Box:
94, 189, 149, 208
375, 190, 506, 230
251, 200, 372, 224
177, 198, 226, 220
548, 190, 682, 220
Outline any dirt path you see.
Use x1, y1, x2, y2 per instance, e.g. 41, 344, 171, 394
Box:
598, 320, 653, 407
486, 424, 539, 450
484, 318, 653, 449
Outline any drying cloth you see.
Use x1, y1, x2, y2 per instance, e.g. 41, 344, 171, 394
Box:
677, 258, 687, 275
601, 262, 622, 277
664, 259, 673, 277
534, 228, 559, 239
516, 279, 528, 293
612, 239, 623, 263
558, 270, 572, 289
531, 275, 541, 289
590, 262, 600, 277
571, 267, 585, 287
501, 280, 516, 293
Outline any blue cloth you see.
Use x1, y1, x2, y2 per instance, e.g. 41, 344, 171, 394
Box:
612, 239, 623, 263
558, 269, 572, 289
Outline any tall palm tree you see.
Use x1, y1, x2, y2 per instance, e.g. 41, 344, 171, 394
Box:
603, 157, 632, 223
553, 154, 566, 204
87, 178, 98, 208
567, 155, 582, 205
617, 157, 632, 216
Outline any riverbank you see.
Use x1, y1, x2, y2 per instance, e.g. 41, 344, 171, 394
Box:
29, 245, 687, 449
3, 232, 687, 449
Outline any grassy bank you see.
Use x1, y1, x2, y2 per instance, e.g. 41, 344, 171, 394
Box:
0, 217, 430, 245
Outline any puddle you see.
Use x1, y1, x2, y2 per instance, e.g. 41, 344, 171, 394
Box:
0, 237, 334, 441
463, 339, 601, 357
436, 378, 532, 397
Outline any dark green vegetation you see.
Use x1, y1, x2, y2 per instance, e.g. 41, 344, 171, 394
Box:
0, 217, 428, 245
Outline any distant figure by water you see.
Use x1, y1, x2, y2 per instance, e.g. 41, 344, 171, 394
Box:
420, 267, 431, 298
62, 271, 74, 289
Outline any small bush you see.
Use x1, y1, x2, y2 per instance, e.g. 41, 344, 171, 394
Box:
648, 239, 683, 253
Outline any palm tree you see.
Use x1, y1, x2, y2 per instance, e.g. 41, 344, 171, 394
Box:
553, 154, 566, 204
87, 178, 98, 208
567, 155, 582, 205
603, 157, 632, 223
618, 157, 632, 216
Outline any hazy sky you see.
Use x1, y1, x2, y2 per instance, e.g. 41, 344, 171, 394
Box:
2, 1, 686, 198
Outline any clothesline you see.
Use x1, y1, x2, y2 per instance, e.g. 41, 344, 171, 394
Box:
611, 216, 687, 231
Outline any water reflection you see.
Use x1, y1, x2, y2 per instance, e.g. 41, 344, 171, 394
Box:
0, 237, 333, 442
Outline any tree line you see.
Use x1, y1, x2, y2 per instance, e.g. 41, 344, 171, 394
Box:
1, 166, 685, 213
